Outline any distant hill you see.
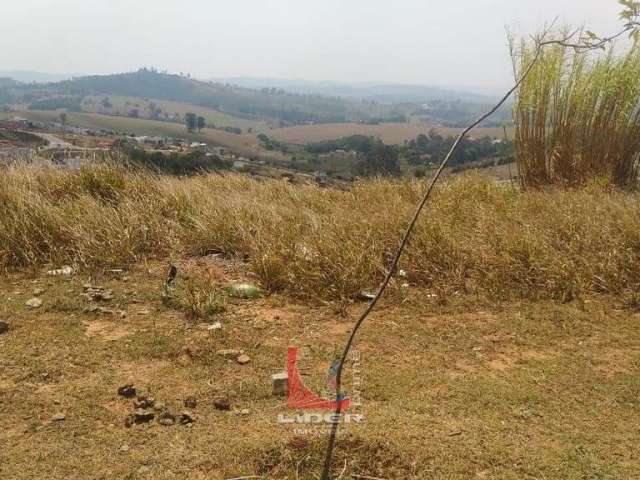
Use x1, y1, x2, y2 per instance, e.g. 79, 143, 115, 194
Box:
0, 70, 78, 84
0, 69, 511, 127
213, 77, 499, 103
0, 78, 21, 88
1, 69, 408, 125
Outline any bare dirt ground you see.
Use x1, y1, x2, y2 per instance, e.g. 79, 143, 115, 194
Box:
1, 256, 639, 479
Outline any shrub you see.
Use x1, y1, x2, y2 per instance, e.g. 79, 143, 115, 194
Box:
512, 35, 640, 188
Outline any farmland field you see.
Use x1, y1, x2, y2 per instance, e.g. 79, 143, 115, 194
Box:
270, 122, 510, 145
82, 95, 272, 133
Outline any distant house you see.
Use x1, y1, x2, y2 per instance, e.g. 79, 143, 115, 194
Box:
190, 142, 208, 153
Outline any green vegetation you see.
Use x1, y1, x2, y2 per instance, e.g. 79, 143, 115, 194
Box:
126, 148, 232, 175
184, 112, 197, 132
411, 98, 512, 127
257, 133, 289, 152
403, 131, 512, 166
300, 133, 513, 177
28, 95, 83, 112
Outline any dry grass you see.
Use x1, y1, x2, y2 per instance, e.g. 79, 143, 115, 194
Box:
1, 163, 640, 305
2, 164, 640, 479
512, 36, 640, 188
270, 122, 507, 145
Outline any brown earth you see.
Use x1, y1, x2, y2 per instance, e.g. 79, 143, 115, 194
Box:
1, 257, 639, 479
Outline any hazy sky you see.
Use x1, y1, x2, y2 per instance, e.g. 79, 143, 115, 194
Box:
1, 0, 625, 90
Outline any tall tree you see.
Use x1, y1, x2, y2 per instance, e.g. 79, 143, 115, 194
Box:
185, 112, 197, 132
196, 116, 206, 132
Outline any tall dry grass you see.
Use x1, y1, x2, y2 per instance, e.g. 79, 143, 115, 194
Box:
1, 163, 640, 303
512, 35, 640, 188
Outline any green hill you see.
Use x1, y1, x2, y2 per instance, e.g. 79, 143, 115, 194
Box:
1, 69, 408, 125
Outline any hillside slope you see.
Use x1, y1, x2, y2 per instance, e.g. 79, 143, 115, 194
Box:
2, 69, 403, 125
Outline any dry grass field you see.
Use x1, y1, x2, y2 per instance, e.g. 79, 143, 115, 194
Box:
2, 164, 639, 303
1, 165, 639, 479
81, 95, 272, 133
270, 123, 509, 145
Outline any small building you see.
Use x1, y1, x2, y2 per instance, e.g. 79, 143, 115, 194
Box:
190, 142, 208, 153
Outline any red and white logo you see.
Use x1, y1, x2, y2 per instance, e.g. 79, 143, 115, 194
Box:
286, 347, 351, 410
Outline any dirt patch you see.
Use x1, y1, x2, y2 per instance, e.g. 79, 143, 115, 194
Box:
116, 360, 173, 385
593, 348, 636, 378
84, 320, 133, 341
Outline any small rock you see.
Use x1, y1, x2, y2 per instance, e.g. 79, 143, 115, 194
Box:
119, 444, 130, 453
117, 384, 136, 398
198, 321, 222, 331
82, 284, 113, 302
0, 322, 9, 335
158, 412, 175, 426
47, 266, 73, 276
236, 354, 251, 365
153, 402, 166, 412
184, 396, 197, 409
358, 291, 376, 301
132, 409, 155, 424
25, 297, 43, 309
51, 412, 66, 422
214, 398, 231, 411
272, 372, 289, 396
134, 395, 155, 409
239, 409, 250, 416
179, 411, 194, 425
33, 288, 45, 295
398, 269, 408, 278
85, 305, 114, 315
